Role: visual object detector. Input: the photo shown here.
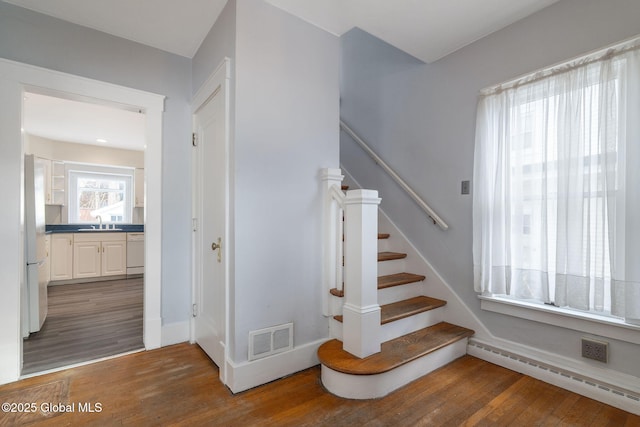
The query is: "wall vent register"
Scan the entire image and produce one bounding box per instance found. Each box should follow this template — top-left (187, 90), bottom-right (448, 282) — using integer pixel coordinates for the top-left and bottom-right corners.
top-left (248, 323), bottom-right (293, 361)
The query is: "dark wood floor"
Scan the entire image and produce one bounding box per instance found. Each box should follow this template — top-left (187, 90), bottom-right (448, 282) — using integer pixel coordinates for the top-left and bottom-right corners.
top-left (2, 343), bottom-right (638, 426)
top-left (22, 278), bottom-right (144, 374)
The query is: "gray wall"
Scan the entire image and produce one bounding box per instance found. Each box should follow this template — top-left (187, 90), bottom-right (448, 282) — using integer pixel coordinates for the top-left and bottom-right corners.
top-left (340, 0), bottom-right (640, 377)
top-left (192, 0), bottom-right (237, 94)
top-left (0, 2), bottom-right (193, 325)
top-left (231, 0), bottom-right (340, 362)
top-left (192, 0), bottom-right (340, 363)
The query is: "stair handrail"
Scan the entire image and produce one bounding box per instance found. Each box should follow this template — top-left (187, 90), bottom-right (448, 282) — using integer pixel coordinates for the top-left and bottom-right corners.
top-left (340, 120), bottom-right (449, 231)
top-left (321, 169), bottom-right (346, 318)
top-left (328, 184), bottom-right (345, 207)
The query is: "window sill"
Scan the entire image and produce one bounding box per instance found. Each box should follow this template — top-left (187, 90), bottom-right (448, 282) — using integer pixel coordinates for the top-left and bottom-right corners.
top-left (479, 295), bottom-right (640, 345)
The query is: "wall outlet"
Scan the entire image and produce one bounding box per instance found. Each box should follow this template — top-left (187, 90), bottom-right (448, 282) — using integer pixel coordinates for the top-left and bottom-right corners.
top-left (582, 338), bottom-right (608, 363)
top-left (461, 180), bottom-right (470, 195)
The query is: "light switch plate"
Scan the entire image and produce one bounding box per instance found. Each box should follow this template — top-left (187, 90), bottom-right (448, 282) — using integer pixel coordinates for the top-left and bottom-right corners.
top-left (461, 180), bottom-right (470, 195)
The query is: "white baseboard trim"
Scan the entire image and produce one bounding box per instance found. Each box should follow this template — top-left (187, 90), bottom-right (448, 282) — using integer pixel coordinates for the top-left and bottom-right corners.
top-left (161, 321), bottom-right (190, 347)
top-left (468, 338), bottom-right (640, 416)
top-left (225, 338), bottom-right (324, 394)
top-left (144, 316), bottom-right (162, 350)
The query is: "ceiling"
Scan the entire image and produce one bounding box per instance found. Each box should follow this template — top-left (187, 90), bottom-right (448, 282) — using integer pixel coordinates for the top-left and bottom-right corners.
top-left (23, 92), bottom-right (146, 151)
top-left (2, 0), bottom-right (229, 58)
top-left (8, 0), bottom-right (559, 149)
top-left (265, 0), bottom-right (560, 63)
top-left (4, 0), bottom-right (559, 63)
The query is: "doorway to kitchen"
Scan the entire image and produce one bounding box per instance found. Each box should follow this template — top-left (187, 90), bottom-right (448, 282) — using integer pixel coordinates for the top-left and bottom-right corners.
top-left (21, 90), bottom-right (147, 374)
top-left (0, 58), bottom-right (164, 383)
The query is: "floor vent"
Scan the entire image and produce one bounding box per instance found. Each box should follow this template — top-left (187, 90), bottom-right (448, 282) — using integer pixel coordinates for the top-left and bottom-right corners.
top-left (249, 323), bottom-right (293, 361)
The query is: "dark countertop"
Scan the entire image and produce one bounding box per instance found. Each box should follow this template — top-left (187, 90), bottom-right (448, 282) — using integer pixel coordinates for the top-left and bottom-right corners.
top-left (46, 224), bottom-right (144, 234)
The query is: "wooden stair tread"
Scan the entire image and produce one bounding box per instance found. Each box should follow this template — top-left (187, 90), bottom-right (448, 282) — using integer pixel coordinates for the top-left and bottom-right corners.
top-left (330, 273), bottom-right (425, 298)
top-left (378, 252), bottom-right (407, 262)
top-left (329, 288), bottom-right (344, 297)
top-left (333, 296), bottom-right (445, 324)
top-left (318, 322), bottom-right (474, 375)
top-left (378, 273), bottom-right (426, 289)
top-left (381, 296), bottom-right (446, 324)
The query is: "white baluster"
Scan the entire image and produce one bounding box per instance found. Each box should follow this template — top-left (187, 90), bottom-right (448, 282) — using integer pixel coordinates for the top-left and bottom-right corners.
top-left (321, 168), bottom-right (344, 317)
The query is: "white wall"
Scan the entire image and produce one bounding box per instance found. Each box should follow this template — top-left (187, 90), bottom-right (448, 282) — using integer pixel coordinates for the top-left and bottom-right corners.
top-left (0, 2), bottom-right (192, 328)
top-left (231, 0), bottom-right (340, 363)
top-left (340, 0), bottom-right (640, 378)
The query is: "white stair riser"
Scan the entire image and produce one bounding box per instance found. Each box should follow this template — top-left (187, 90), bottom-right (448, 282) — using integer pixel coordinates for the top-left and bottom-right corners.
top-left (321, 339), bottom-right (468, 399)
top-left (329, 317), bottom-right (343, 340)
top-left (377, 281), bottom-right (425, 305)
top-left (331, 308), bottom-right (444, 343)
top-left (380, 308), bottom-right (444, 343)
top-left (377, 238), bottom-right (391, 252)
top-left (331, 280), bottom-right (426, 308)
top-left (329, 294), bottom-right (344, 316)
top-left (377, 259), bottom-right (406, 276)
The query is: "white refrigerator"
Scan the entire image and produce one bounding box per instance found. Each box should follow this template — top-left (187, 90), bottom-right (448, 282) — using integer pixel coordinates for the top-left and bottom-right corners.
top-left (25, 154), bottom-right (48, 334)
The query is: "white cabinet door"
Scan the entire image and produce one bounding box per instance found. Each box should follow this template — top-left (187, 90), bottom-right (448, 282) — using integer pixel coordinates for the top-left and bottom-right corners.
top-left (134, 168), bottom-right (144, 207)
top-left (102, 240), bottom-right (127, 276)
top-left (37, 157), bottom-right (52, 205)
top-left (73, 241), bottom-right (101, 279)
top-left (50, 233), bottom-right (73, 280)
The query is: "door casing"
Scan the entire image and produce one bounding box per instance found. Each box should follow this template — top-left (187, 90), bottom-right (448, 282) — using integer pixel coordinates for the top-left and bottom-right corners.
top-left (0, 58), bottom-right (164, 383)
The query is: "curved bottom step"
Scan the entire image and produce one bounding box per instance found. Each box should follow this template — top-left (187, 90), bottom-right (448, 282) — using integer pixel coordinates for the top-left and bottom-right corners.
top-left (318, 322), bottom-right (474, 399)
top-left (321, 338), bottom-right (468, 399)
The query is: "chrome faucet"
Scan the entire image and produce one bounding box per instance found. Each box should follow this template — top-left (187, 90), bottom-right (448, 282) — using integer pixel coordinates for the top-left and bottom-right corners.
top-left (96, 215), bottom-right (103, 229)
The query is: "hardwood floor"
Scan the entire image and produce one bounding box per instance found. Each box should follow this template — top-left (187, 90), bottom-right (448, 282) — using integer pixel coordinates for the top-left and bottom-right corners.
top-left (22, 278), bottom-right (144, 375)
top-left (2, 343), bottom-right (638, 426)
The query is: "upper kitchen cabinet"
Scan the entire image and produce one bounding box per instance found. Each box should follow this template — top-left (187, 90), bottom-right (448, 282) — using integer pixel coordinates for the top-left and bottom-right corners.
top-left (134, 168), bottom-right (144, 208)
top-left (37, 157), bottom-right (65, 206)
top-left (36, 157), bottom-right (52, 204)
top-left (51, 160), bottom-right (65, 205)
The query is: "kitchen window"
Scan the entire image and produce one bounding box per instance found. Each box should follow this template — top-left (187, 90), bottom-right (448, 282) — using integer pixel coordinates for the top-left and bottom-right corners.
top-left (472, 36), bottom-right (640, 326)
top-left (68, 165), bottom-right (133, 224)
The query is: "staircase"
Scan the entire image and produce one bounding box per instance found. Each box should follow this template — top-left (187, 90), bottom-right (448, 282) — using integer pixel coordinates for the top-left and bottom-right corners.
top-left (318, 181), bottom-right (474, 399)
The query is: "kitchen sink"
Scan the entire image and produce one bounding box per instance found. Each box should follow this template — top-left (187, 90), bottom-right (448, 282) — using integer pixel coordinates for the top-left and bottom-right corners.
top-left (78, 228), bottom-right (123, 231)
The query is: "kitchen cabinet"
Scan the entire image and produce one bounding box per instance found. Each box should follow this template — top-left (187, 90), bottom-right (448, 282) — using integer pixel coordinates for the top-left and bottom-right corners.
top-left (37, 157), bottom-right (65, 205)
top-left (51, 161), bottom-right (65, 205)
top-left (101, 239), bottom-right (127, 276)
top-left (36, 157), bottom-right (52, 204)
top-left (134, 168), bottom-right (144, 208)
top-left (73, 233), bottom-right (127, 279)
top-left (73, 240), bottom-right (101, 279)
top-left (50, 233), bottom-right (73, 281)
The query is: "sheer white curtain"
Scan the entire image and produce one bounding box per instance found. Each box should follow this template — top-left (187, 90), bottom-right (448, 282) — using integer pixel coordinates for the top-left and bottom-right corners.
top-left (473, 38), bottom-right (640, 324)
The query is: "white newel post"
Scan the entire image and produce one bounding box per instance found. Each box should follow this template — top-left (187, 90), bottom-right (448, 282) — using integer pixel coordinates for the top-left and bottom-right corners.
top-left (343, 189), bottom-right (381, 358)
top-left (321, 168), bottom-right (344, 317)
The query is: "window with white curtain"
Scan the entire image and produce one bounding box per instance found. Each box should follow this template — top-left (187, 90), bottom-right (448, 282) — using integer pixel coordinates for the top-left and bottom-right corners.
top-left (473, 37), bottom-right (640, 325)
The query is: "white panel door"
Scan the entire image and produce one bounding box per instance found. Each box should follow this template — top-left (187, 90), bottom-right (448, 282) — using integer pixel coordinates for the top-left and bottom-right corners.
top-left (194, 80), bottom-right (227, 371)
